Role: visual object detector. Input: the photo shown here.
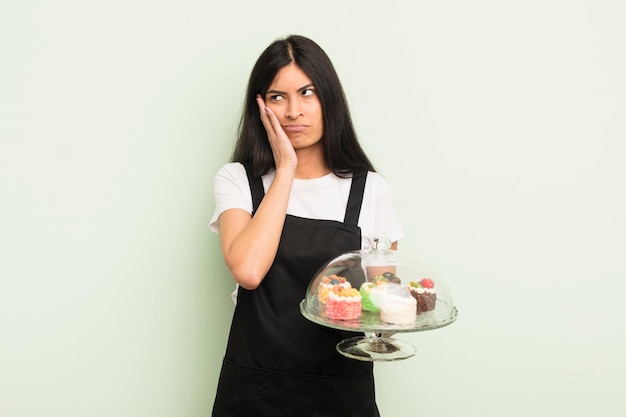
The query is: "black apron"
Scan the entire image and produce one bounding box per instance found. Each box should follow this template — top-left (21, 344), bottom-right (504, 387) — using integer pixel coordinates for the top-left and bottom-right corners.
top-left (212, 167), bottom-right (380, 417)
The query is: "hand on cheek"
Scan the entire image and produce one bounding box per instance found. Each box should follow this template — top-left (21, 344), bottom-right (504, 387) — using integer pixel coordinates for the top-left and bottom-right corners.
top-left (256, 95), bottom-right (297, 170)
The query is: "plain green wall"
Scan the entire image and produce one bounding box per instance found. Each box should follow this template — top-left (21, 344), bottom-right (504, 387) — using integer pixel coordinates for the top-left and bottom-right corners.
top-left (1, 1), bottom-right (625, 416)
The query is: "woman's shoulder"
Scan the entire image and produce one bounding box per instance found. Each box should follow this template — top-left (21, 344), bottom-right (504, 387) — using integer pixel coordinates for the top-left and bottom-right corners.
top-left (214, 162), bottom-right (252, 184)
top-left (215, 162), bottom-right (276, 190)
top-left (366, 171), bottom-right (387, 181)
top-left (216, 162), bottom-right (245, 177)
top-left (323, 171), bottom-right (393, 193)
top-left (213, 162), bottom-right (248, 194)
top-left (362, 171), bottom-right (397, 202)
top-left (366, 171), bottom-right (393, 189)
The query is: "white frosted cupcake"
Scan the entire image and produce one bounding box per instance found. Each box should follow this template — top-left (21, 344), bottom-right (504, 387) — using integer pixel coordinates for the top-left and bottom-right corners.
top-left (379, 288), bottom-right (417, 325)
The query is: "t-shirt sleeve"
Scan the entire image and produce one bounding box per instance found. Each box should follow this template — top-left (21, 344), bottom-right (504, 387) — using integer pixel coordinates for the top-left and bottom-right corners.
top-left (209, 163), bottom-right (252, 233)
top-left (365, 173), bottom-right (405, 245)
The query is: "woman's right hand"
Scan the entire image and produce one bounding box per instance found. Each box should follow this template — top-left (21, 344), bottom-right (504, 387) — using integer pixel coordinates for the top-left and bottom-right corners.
top-left (216, 96), bottom-right (298, 290)
top-left (256, 95), bottom-right (297, 172)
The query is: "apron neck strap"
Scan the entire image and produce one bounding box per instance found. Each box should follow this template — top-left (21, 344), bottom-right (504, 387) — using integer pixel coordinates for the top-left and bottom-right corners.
top-left (244, 164), bottom-right (265, 215)
top-left (344, 173), bottom-right (367, 226)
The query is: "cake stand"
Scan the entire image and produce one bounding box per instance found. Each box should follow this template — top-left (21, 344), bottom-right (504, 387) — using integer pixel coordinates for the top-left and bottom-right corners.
top-left (299, 245), bottom-right (458, 361)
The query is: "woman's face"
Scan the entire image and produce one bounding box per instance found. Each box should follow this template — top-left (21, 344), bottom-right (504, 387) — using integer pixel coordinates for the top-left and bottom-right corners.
top-left (265, 63), bottom-right (324, 151)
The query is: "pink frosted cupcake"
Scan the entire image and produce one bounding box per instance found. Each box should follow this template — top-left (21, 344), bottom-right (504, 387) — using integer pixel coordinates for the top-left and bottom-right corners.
top-left (326, 285), bottom-right (362, 320)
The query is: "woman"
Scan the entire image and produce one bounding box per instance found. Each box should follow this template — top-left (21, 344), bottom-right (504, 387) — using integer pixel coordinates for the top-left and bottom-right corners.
top-left (209, 35), bottom-right (404, 416)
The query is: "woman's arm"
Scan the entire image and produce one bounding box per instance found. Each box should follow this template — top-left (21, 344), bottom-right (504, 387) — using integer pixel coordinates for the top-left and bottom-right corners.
top-left (217, 167), bottom-right (293, 290)
top-left (217, 97), bottom-right (297, 290)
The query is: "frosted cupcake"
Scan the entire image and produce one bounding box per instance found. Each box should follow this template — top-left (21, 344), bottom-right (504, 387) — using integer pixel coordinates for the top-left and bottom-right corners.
top-left (379, 287), bottom-right (417, 325)
top-left (408, 278), bottom-right (437, 314)
top-left (360, 274), bottom-right (395, 312)
top-left (317, 275), bottom-right (350, 304)
top-left (326, 285), bottom-right (362, 320)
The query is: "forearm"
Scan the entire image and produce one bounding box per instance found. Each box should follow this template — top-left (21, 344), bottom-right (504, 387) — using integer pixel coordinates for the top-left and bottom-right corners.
top-left (219, 167), bottom-right (295, 289)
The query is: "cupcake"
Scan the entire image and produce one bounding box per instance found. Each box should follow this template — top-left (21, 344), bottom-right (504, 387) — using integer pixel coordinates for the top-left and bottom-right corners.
top-left (317, 275), bottom-right (350, 304)
top-left (379, 287), bottom-right (417, 325)
top-left (360, 274), bottom-right (394, 312)
top-left (326, 285), bottom-right (362, 320)
top-left (408, 278), bottom-right (437, 314)
top-left (359, 282), bottom-right (379, 312)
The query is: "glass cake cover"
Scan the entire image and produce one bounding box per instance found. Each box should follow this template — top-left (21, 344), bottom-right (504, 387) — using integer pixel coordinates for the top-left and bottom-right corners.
top-left (300, 241), bottom-right (458, 361)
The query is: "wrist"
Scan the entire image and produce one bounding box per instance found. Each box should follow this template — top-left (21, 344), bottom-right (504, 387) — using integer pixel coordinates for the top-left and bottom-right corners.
top-left (274, 164), bottom-right (297, 180)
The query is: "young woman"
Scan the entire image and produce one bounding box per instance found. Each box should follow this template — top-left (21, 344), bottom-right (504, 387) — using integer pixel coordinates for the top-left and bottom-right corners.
top-left (209, 35), bottom-right (404, 416)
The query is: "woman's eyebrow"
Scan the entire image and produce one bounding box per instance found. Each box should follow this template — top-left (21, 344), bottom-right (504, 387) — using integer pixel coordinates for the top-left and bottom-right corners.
top-left (266, 83), bottom-right (315, 96)
top-left (297, 83), bottom-right (315, 92)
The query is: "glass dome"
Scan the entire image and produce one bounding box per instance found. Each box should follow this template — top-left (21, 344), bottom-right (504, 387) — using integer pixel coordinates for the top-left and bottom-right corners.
top-left (299, 243), bottom-right (458, 361)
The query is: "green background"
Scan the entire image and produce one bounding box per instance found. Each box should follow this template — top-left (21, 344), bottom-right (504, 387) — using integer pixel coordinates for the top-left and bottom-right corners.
top-left (2, 1), bottom-right (625, 416)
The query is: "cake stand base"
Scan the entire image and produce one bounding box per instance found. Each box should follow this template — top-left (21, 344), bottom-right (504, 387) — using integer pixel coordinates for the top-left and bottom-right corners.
top-left (336, 336), bottom-right (416, 362)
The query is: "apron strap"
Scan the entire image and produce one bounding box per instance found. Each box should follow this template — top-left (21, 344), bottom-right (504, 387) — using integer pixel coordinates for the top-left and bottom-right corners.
top-left (344, 173), bottom-right (367, 226)
top-left (244, 164), bottom-right (265, 215)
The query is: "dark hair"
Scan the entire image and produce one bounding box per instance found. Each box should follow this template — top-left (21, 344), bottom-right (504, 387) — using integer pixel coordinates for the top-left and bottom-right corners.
top-left (230, 35), bottom-right (375, 177)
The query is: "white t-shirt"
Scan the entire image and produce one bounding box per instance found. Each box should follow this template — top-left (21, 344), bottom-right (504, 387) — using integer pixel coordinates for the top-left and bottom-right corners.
top-left (210, 163), bottom-right (405, 303)
top-left (209, 162), bottom-right (404, 248)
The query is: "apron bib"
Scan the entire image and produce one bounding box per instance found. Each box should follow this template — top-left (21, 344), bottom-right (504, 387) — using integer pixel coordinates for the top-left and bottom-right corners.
top-left (212, 167), bottom-right (379, 417)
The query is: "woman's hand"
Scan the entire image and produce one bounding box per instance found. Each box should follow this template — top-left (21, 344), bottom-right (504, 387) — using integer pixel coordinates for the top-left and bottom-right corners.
top-left (217, 96), bottom-right (298, 290)
top-left (256, 95), bottom-right (297, 172)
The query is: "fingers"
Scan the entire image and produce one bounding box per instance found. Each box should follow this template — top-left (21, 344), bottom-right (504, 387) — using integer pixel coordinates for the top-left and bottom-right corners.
top-left (255, 94), bottom-right (297, 170)
top-left (256, 95), bottom-right (272, 132)
top-left (264, 106), bottom-right (283, 135)
top-left (256, 94), bottom-right (283, 142)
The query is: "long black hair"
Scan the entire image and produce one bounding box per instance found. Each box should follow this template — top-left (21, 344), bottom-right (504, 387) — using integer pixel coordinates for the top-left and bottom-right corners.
top-left (230, 35), bottom-right (375, 177)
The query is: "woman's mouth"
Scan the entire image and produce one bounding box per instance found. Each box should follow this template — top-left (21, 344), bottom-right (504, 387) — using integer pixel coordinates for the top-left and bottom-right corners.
top-left (282, 124), bottom-right (308, 133)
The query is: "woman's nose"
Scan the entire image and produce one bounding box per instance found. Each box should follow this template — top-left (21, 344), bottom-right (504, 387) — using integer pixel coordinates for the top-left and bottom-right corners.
top-left (286, 100), bottom-right (303, 119)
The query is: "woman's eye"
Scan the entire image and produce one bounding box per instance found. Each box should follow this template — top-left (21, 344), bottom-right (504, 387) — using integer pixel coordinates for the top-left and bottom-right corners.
top-left (302, 88), bottom-right (315, 97)
top-left (269, 94), bottom-right (284, 102)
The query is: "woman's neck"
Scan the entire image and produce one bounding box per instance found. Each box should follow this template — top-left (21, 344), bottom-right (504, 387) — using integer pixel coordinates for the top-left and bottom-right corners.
top-left (294, 147), bottom-right (330, 179)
